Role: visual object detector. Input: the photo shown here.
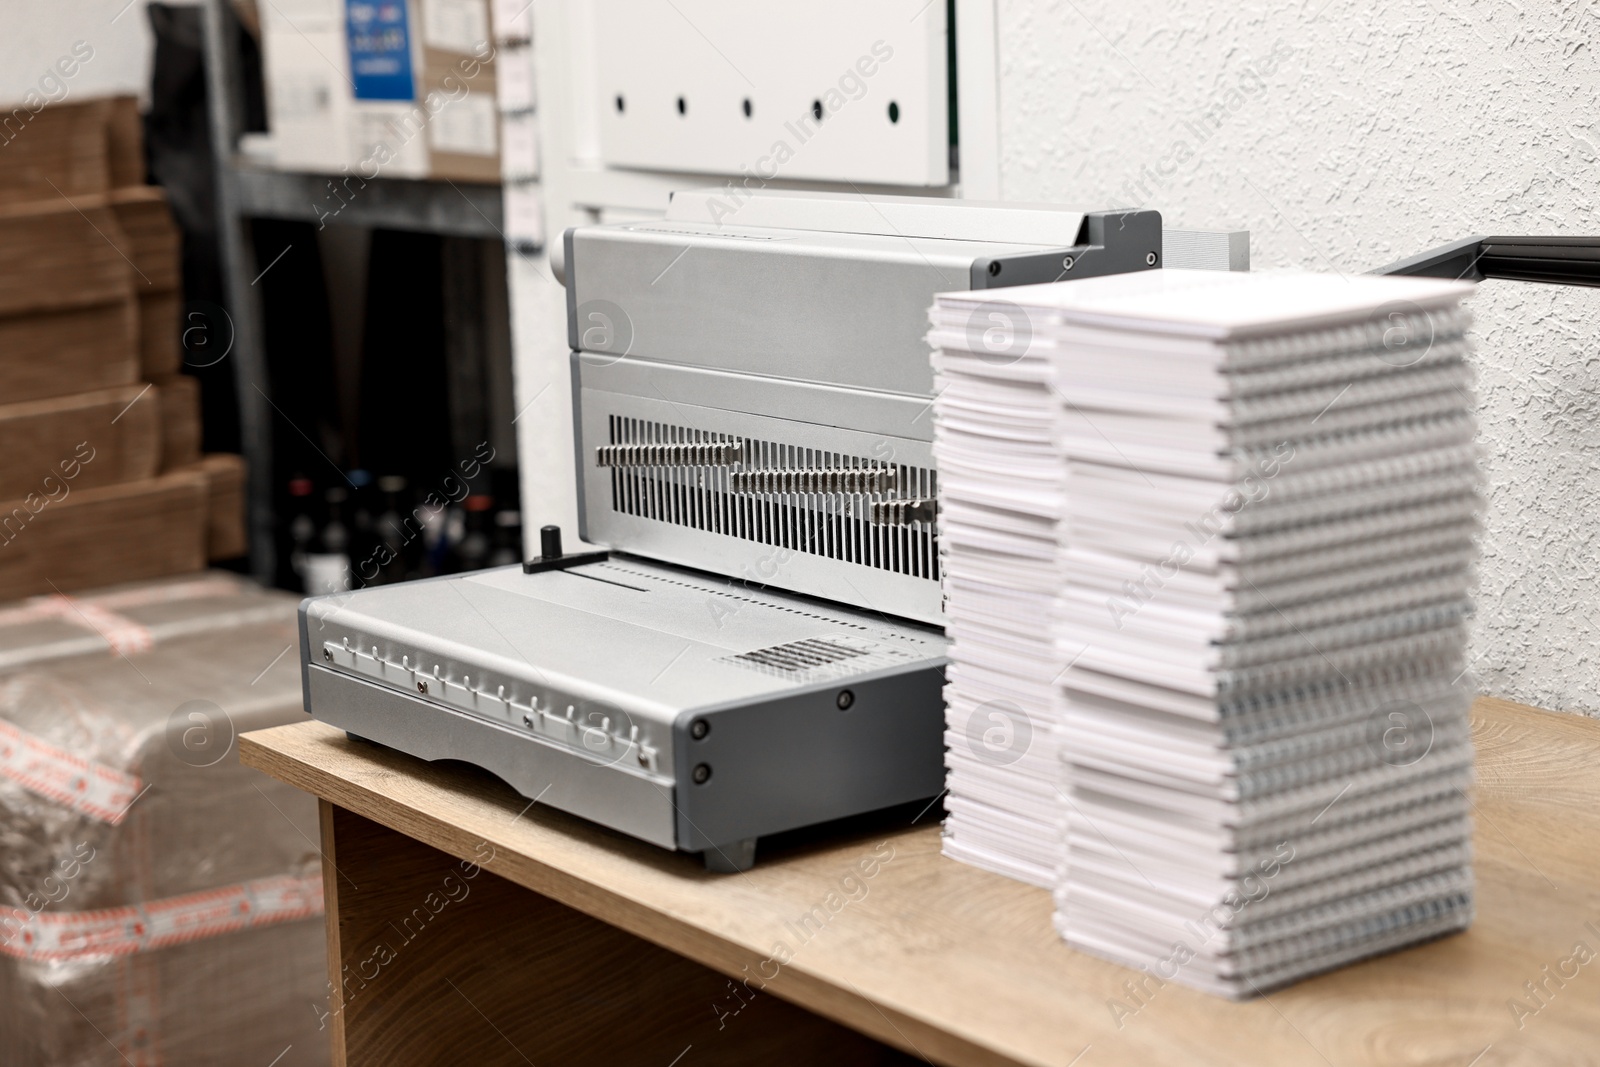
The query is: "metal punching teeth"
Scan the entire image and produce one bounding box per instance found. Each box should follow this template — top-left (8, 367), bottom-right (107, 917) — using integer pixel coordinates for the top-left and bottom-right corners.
top-left (728, 467), bottom-right (897, 494)
top-left (596, 441), bottom-right (743, 468)
top-left (870, 499), bottom-right (937, 525)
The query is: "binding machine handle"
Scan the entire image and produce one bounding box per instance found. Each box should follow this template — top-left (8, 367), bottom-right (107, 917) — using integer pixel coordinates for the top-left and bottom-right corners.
top-left (1373, 235), bottom-right (1600, 288)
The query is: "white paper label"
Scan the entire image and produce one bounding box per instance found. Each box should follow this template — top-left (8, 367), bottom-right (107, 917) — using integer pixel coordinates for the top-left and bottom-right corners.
top-left (430, 94), bottom-right (498, 156)
top-left (499, 111), bottom-right (539, 178)
top-left (422, 0), bottom-right (490, 53)
top-left (265, 0), bottom-right (341, 32)
top-left (349, 106), bottom-right (431, 178)
top-left (504, 181), bottom-right (544, 247)
top-left (490, 0), bottom-right (531, 40)
top-left (496, 43), bottom-right (535, 111)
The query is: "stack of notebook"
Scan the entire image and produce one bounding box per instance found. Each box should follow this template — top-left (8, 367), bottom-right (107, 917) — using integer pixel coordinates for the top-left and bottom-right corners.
top-left (933, 268), bottom-right (1482, 995)
top-left (926, 298), bottom-right (1071, 887)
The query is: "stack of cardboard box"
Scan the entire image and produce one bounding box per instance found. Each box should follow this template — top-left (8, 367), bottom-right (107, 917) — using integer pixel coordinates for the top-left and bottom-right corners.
top-left (0, 96), bottom-right (247, 601)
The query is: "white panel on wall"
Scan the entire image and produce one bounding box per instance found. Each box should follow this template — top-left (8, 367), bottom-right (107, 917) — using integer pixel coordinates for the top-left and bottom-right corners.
top-left (513, 0), bottom-right (999, 547)
top-left (591, 0), bottom-right (948, 186)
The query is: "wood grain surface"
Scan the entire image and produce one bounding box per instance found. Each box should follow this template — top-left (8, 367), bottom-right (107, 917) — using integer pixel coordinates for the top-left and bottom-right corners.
top-left (320, 800), bottom-right (917, 1066)
top-left (241, 697), bottom-right (1600, 1067)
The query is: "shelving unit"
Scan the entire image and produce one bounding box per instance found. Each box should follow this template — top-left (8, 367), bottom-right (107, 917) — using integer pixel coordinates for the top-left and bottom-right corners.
top-left (230, 165), bottom-right (503, 237)
top-left (199, 0), bottom-right (508, 583)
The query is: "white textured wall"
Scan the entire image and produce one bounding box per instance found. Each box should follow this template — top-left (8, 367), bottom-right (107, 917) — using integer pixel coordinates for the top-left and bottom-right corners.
top-left (996, 0), bottom-right (1600, 714)
top-left (0, 0), bottom-right (164, 108)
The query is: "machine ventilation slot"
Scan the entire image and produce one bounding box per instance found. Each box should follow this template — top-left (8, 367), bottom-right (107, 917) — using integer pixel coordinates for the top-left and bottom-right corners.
top-left (605, 416), bottom-right (939, 581)
top-left (719, 635), bottom-right (917, 681)
top-left (732, 638), bottom-right (866, 672)
top-left (872, 499), bottom-right (937, 526)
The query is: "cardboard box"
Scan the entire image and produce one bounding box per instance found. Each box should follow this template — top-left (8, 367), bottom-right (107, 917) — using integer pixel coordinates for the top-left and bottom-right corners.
top-left (0, 386), bottom-right (160, 500)
top-left (193, 453), bottom-right (247, 561)
top-left (0, 198), bottom-right (132, 317)
top-left (137, 290), bottom-right (182, 378)
top-left (0, 469), bottom-right (208, 600)
top-left (0, 97), bottom-right (111, 206)
top-left (109, 186), bottom-right (181, 293)
top-left (0, 299), bottom-right (139, 404)
top-left (105, 94), bottom-right (144, 188)
top-left (150, 374), bottom-right (202, 472)
top-left (418, 45), bottom-right (499, 181)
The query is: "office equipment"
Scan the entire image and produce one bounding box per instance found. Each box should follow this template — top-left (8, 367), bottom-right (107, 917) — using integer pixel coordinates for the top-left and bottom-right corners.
top-left (242, 696), bottom-right (1600, 1066)
top-left (1374, 234), bottom-right (1600, 287)
top-left (301, 191), bottom-right (1243, 869)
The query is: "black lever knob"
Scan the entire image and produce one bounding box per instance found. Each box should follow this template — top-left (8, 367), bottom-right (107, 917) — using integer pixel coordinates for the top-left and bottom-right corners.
top-left (540, 525), bottom-right (563, 560)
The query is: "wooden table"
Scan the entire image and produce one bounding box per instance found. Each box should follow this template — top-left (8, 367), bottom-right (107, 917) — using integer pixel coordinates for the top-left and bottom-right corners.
top-left (241, 697), bottom-right (1600, 1066)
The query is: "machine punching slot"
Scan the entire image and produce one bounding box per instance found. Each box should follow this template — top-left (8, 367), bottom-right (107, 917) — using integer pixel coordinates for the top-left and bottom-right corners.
top-left (595, 440), bottom-right (744, 468)
top-left (603, 415), bottom-right (940, 582)
top-left (727, 468), bottom-right (898, 495)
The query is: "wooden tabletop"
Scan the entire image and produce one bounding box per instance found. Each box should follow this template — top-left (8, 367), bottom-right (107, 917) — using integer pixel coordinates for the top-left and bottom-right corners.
top-left (241, 697), bottom-right (1600, 1066)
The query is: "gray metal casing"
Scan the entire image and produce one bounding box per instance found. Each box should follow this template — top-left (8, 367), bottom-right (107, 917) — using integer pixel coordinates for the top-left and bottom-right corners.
top-left (567, 191), bottom-right (1166, 623)
top-left (299, 560), bottom-right (947, 860)
top-left (565, 193), bottom-right (1163, 396)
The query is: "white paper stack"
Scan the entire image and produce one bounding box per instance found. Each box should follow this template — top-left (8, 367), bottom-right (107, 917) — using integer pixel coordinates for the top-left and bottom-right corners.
top-left (937, 268), bottom-right (1482, 995)
top-left (1068, 269), bottom-right (1477, 996)
top-left (926, 298), bottom-right (1072, 886)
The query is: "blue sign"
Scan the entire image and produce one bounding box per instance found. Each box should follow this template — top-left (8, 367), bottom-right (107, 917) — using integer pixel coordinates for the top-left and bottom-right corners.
top-left (346, 0), bottom-right (415, 101)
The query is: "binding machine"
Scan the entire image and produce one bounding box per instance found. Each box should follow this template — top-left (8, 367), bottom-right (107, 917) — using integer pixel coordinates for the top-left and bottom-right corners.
top-left (298, 190), bottom-right (1246, 869)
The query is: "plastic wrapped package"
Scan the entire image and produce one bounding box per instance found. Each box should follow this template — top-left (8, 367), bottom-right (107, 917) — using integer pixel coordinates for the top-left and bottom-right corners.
top-left (0, 918), bottom-right (328, 1067)
top-left (0, 574), bottom-right (331, 1066)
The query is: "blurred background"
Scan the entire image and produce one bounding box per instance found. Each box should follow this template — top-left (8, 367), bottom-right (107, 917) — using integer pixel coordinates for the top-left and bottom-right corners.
top-left (0, 0), bottom-right (1594, 1062)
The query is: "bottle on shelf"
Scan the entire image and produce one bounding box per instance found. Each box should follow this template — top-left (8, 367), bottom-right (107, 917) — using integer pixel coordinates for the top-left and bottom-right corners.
top-left (489, 508), bottom-right (523, 567)
top-left (420, 501), bottom-right (450, 577)
top-left (286, 475), bottom-right (316, 591)
top-left (457, 494), bottom-right (494, 572)
top-left (346, 469), bottom-right (378, 585)
top-left (375, 474), bottom-right (416, 583)
top-left (303, 486), bottom-right (353, 594)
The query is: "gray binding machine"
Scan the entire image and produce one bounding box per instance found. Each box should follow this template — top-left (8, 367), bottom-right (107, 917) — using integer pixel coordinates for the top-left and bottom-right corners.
top-left (297, 189), bottom-right (1246, 870)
